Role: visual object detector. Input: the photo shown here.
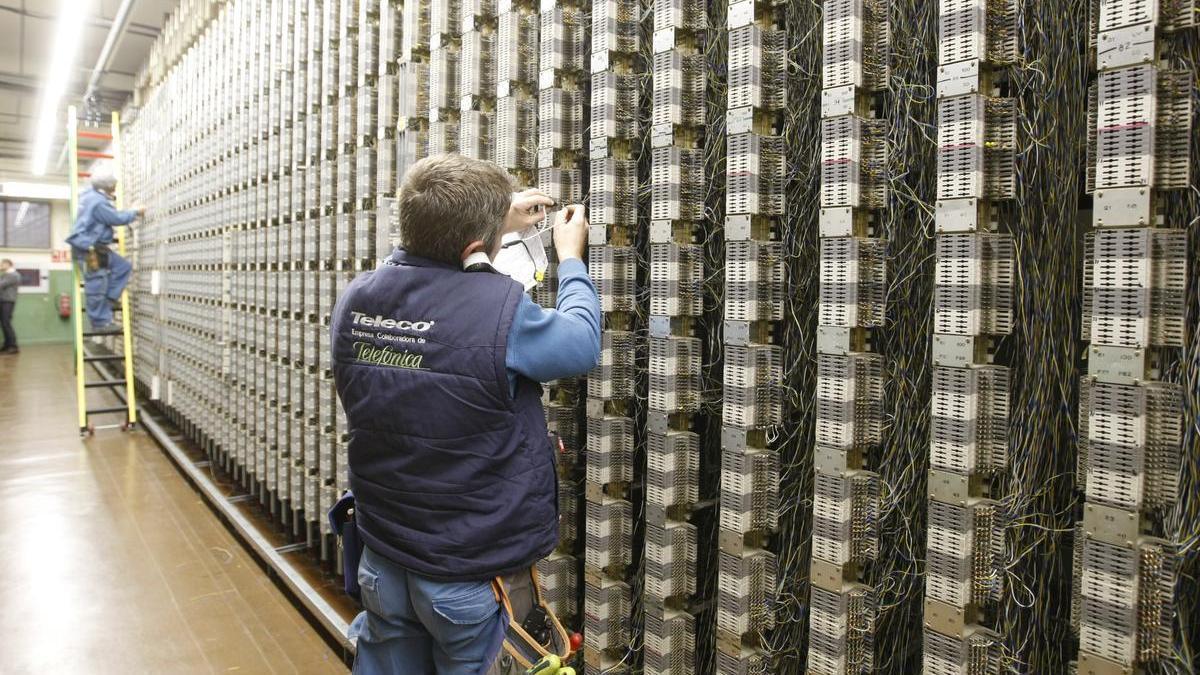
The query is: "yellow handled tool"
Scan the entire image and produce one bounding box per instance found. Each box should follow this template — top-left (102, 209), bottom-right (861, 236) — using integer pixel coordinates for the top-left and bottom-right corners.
top-left (525, 655), bottom-right (561, 675)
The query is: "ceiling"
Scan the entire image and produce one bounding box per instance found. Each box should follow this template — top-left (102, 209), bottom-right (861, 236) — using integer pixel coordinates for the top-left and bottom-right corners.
top-left (0, 0), bottom-right (179, 181)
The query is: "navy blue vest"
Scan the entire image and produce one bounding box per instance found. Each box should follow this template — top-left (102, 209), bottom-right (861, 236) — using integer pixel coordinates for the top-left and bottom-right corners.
top-left (331, 249), bottom-right (558, 581)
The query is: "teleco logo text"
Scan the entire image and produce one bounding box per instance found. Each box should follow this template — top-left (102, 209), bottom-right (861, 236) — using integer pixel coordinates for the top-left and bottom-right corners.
top-left (350, 311), bottom-right (436, 332)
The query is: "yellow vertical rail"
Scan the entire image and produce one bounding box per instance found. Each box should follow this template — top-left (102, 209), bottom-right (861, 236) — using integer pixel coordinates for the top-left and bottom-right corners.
top-left (69, 107), bottom-right (87, 433)
top-left (111, 111), bottom-right (137, 426)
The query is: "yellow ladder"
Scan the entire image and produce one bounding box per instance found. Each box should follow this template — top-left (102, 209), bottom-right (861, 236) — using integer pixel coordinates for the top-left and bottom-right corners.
top-left (69, 107), bottom-right (137, 435)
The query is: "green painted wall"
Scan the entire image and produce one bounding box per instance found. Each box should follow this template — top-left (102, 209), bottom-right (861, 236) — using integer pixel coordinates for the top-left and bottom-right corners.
top-left (9, 270), bottom-right (75, 345)
top-left (1, 198), bottom-right (74, 345)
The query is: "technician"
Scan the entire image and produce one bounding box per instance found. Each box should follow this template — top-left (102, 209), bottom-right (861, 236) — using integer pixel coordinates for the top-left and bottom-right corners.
top-left (0, 258), bottom-right (19, 354)
top-left (65, 174), bottom-right (144, 332)
top-left (331, 153), bottom-right (601, 674)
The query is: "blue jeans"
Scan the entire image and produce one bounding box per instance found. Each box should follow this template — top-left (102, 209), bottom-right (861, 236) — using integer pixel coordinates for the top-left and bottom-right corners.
top-left (74, 248), bottom-right (131, 328)
top-left (350, 546), bottom-right (508, 675)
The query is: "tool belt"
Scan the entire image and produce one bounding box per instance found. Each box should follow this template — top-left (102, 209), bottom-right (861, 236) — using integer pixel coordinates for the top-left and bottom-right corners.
top-left (85, 245), bottom-right (112, 273)
top-left (491, 567), bottom-right (572, 673)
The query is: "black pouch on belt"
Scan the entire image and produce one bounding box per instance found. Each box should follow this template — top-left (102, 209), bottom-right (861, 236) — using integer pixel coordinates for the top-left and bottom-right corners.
top-left (491, 567), bottom-right (572, 672)
top-left (328, 490), bottom-right (363, 600)
top-left (86, 245), bottom-right (112, 273)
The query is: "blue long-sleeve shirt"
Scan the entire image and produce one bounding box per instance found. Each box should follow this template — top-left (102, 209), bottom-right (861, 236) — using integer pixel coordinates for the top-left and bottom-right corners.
top-left (65, 188), bottom-right (138, 251)
top-left (504, 257), bottom-right (601, 392)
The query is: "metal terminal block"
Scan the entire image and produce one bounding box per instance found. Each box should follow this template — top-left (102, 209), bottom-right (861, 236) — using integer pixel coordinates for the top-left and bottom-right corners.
top-left (648, 430), bottom-right (700, 508)
top-left (590, 246), bottom-right (637, 315)
top-left (1093, 65), bottom-right (1155, 201)
top-left (1097, 0), bottom-right (1159, 33)
top-left (1078, 379), bottom-right (1182, 512)
top-left (584, 496), bottom-right (633, 570)
top-left (926, 498), bottom-right (1004, 609)
top-left (650, 242), bottom-right (704, 317)
top-left (645, 604), bottom-right (697, 675)
top-left (819, 237), bottom-right (888, 329)
top-left (654, 0), bottom-right (706, 32)
top-left (822, 0), bottom-right (889, 93)
top-left (537, 552), bottom-right (580, 620)
top-left (808, 584), bottom-right (877, 675)
top-left (584, 577), bottom-right (632, 653)
top-left (651, 146), bottom-right (706, 221)
top-left (652, 50), bottom-right (706, 128)
top-left (923, 625), bottom-right (1003, 675)
top-left (727, 132), bottom-right (785, 216)
top-left (458, 110), bottom-right (494, 160)
top-left (536, 166), bottom-right (582, 204)
top-left (816, 352), bottom-right (884, 450)
top-left (930, 365), bottom-right (1010, 475)
top-left (429, 43), bottom-right (461, 112)
top-left (934, 233), bottom-right (1014, 337)
top-left (459, 30), bottom-right (496, 100)
top-left (592, 0), bottom-right (640, 57)
top-left (1083, 228), bottom-right (1186, 349)
top-left (496, 8), bottom-right (540, 87)
top-left (821, 115), bottom-right (862, 209)
top-left (591, 72), bottom-right (640, 140)
top-left (812, 469), bottom-right (880, 567)
top-left (589, 158), bottom-right (638, 227)
top-left (645, 519), bottom-right (698, 600)
top-left (728, 24), bottom-right (786, 111)
top-left (538, 87), bottom-right (584, 151)
top-left (937, 95), bottom-right (983, 201)
top-left (649, 335), bottom-right (702, 414)
top-left (539, 5), bottom-right (586, 74)
top-left (725, 240), bottom-right (785, 322)
top-left (586, 414), bottom-right (634, 485)
top-left (1075, 536), bottom-right (1177, 667)
top-left (716, 548), bottom-right (777, 638)
top-left (495, 95), bottom-right (538, 170)
top-left (723, 344), bottom-right (783, 428)
top-left (719, 446), bottom-right (779, 535)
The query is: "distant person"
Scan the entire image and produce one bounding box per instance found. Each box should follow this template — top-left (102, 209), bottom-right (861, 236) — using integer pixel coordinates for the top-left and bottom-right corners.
top-left (0, 258), bottom-right (18, 354)
top-left (330, 154), bottom-right (600, 673)
top-left (65, 174), bottom-right (144, 333)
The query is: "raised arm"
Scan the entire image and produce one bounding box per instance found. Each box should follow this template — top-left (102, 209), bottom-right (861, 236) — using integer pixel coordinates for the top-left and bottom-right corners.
top-left (505, 258), bottom-right (601, 383)
top-left (505, 205), bottom-right (601, 382)
top-left (91, 198), bottom-right (139, 227)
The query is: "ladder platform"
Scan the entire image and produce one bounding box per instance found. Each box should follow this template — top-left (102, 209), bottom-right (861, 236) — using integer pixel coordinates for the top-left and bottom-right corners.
top-left (84, 379), bottom-right (127, 389)
top-left (83, 354), bottom-right (125, 362)
top-left (86, 406), bottom-right (130, 416)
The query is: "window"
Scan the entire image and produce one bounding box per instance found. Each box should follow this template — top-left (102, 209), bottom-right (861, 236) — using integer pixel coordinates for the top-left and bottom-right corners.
top-left (0, 199), bottom-right (53, 249)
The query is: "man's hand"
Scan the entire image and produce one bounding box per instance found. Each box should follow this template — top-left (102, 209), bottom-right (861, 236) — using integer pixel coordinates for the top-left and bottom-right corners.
top-left (505, 189), bottom-right (554, 235)
top-left (552, 204), bottom-right (588, 261)
top-left (132, 205), bottom-right (147, 217)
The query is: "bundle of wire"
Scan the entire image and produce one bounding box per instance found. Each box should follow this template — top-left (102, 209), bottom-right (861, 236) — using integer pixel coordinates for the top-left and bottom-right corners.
top-left (761, 0), bottom-right (824, 670)
top-left (994, 1), bottom-right (1090, 671)
top-left (862, 0), bottom-right (939, 670)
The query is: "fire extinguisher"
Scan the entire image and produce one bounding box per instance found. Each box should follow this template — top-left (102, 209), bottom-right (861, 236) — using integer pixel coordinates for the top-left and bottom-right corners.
top-left (58, 293), bottom-right (71, 319)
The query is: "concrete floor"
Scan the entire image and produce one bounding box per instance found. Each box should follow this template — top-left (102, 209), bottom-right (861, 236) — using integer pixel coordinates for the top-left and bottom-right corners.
top-left (0, 344), bottom-right (347, 674)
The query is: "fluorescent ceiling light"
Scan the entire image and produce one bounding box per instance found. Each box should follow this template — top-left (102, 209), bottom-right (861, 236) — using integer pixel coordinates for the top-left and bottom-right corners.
top-left (0, 181), bottom-right (70, 201)
top-left (30, 0), bottom-right (94, 176)
top-left (13, 202), bottom-right (31, 229)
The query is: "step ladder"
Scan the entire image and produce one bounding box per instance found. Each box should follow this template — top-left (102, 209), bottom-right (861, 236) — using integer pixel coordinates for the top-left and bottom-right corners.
top-left (69, 106), bottom-right (137, 436)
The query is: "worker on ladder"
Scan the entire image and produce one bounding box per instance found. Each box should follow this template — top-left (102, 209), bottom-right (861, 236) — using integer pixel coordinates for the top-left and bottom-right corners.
top-left (330, 154), bottom-right (598, 673)
top-left (65, 174), bottom-right (143, 333)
